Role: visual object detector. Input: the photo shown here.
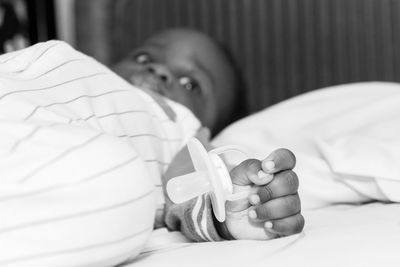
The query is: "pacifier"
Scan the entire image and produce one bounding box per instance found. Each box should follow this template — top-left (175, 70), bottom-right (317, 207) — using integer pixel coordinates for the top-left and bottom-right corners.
top-left (166, 138), bottom-right (250, 222)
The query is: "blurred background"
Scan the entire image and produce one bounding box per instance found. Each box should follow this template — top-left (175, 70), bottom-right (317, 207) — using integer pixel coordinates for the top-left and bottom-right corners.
top-left (1, 0), bottom-right (400, 116)
top-left (0, 0), bottom-right (59, 53)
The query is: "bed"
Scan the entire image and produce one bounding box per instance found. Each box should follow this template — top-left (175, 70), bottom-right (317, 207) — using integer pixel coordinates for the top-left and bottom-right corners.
top-left (72, 0), bottom-right (400, 266)
top-left (122, 81), bottom-right (400, 267)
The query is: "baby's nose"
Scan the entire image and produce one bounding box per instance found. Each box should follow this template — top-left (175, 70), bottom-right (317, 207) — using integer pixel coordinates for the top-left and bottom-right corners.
top-left (146, 64), bottom-right (172, 84)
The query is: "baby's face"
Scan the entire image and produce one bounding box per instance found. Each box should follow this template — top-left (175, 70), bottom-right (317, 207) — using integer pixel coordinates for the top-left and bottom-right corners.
top-left (113, 29), bottom-right (235, 131)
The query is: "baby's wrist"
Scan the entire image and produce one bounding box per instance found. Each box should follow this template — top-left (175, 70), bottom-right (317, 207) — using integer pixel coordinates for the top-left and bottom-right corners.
top-left (213, 215), bottom-right (235, 240)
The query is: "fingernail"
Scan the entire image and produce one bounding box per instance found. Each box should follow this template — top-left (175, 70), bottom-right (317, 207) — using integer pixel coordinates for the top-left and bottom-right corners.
top-left (257, 170), bottom-right (268, 179)
top-left (249, 194), bottom-right (260, 205)
top-left (258, 170), bottom-right (273, 183)
top-left (263, 160), bottom-right (275, 172)
top-left (264, 221), bottom-right (278, 234)
top-left (248, 209), bottom-right (257, 219)
top-left (264, 221), bottom-right (273, 229)
top-left (250, 173), bottom-right (260, 182)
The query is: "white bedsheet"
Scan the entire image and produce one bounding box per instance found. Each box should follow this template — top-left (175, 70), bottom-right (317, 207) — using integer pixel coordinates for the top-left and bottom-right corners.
top-left (129, 82), bottom-right (400, 266)
top-left (131, 203), bottom-right (400, 267)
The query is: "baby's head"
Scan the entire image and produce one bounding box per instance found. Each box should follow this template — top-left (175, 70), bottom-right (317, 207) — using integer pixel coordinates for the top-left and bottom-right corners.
top-left (113, 28), bottom-right (238, 133)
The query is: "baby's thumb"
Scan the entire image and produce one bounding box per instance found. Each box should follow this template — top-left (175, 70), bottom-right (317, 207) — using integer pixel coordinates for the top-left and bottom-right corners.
top-left (230, 159), bottom-right (272, 186)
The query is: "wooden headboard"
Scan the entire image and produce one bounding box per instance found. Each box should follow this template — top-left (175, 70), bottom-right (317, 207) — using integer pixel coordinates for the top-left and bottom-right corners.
top-left (75, 0), bottom-right (400, 115)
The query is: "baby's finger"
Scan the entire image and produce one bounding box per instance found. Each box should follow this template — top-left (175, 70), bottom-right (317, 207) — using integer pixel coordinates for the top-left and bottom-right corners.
top-left (262, 148), bottom-right (296, 173)
top-left (249, 194), bottom-right (301, 221)
top-left (264, 213), bottom-right (305, 236)
top-left (230, 159), bottom-right (273, 186)
top-left (256, 170), bottom-right (299, 203)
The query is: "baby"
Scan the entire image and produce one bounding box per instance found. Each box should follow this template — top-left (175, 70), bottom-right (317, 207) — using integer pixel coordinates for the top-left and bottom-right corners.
top-left (113, 28), bottom-right (240, 135)
top-left (113, 28), bottom-right (303, 241)
top-left (0, 31), bottom-right (302, 266)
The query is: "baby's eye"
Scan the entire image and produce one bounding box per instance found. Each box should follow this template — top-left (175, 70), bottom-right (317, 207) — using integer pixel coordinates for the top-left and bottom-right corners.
top-left (179, 77), bottom-right (201, 93)
top-left (135, 53), bottom-right (152, 64)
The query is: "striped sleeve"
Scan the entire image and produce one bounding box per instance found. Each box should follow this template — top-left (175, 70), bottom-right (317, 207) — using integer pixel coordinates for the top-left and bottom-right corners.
top-left (164, 194), bottom-right (225, 242)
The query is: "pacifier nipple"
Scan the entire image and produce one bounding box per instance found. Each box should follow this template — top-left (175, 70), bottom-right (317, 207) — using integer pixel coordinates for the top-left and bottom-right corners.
top-left (166, 138), bottom-right (250, 222)
top-left (166, 171), bottom-right (211, 204)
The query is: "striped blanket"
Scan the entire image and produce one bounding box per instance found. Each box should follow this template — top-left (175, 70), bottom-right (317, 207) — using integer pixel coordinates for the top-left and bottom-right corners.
top-left (0, 41), bottom-right (200, 267)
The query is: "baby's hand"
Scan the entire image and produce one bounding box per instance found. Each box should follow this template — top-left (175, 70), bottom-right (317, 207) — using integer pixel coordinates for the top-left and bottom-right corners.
top-left (220, 149), bottom-right (304, 240)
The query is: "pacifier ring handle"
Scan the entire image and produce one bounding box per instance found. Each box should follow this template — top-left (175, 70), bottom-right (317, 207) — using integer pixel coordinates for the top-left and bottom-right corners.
top-left (209, 145), bottom-right (250, 157)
